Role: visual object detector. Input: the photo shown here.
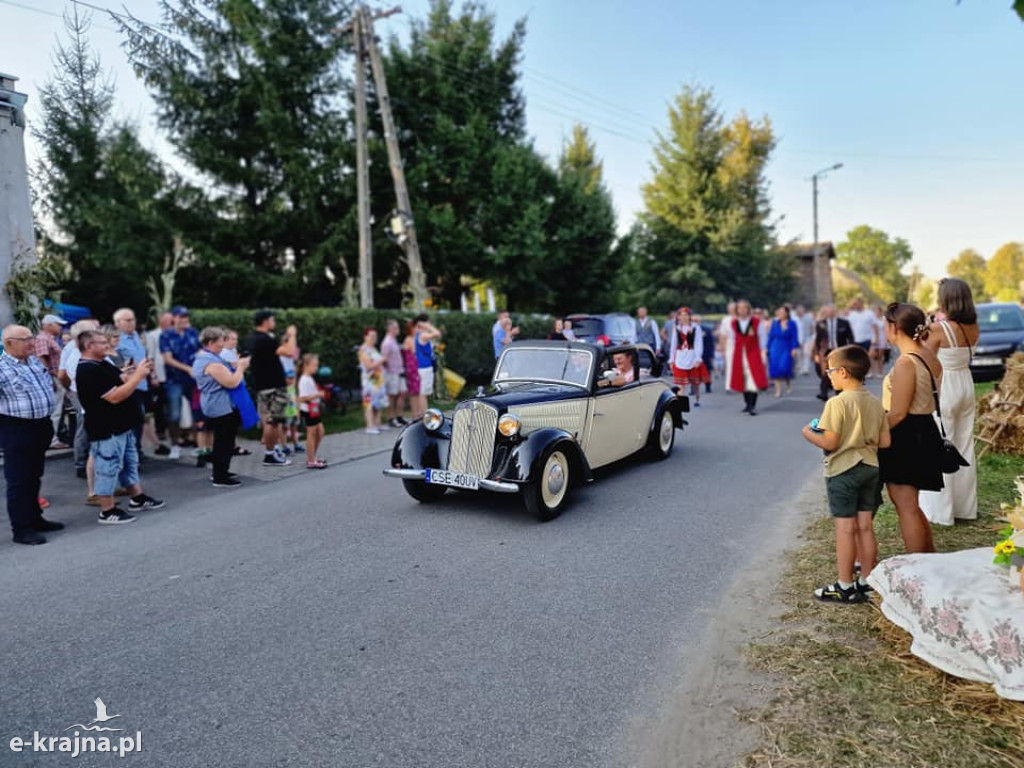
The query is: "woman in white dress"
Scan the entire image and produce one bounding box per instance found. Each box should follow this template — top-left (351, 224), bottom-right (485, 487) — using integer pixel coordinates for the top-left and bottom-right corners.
top-left (920, 278), bottom-right (979, 525)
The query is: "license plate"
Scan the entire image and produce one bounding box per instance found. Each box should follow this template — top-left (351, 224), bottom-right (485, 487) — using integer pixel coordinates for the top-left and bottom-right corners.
top-left (973, 357), bottom-right (1003, 367)
top-left (425, 469), bottom-right (480, 490)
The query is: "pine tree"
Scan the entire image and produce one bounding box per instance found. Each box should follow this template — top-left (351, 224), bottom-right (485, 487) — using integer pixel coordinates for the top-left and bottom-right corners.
top-left (625, 85), bottom-right (789, 311)
top-left (35, 8), bottom-right (179, 318)
top-left (546, 124), bottom-right (617, 312)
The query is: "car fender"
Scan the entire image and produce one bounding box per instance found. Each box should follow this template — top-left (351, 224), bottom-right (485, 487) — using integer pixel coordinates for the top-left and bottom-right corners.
top-left (501, 428), bottom-right (592, 485)
top-left (651, 390), bottom-right (689, 433)
top-left (388, 418), bottom-right (452, 471)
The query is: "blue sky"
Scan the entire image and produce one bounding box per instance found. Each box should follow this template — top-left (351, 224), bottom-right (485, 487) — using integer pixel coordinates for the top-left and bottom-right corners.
top-left (4, 0), bottom-right (1022, 277)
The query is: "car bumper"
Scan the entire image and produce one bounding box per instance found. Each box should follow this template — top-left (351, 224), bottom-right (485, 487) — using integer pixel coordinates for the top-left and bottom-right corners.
top-left (382, 468), bottom-right (521, 493)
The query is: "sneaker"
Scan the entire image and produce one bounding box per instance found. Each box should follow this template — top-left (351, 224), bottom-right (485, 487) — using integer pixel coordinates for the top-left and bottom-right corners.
top-left (279, 445), bottom-right (293, 456)
top-left (128, 494), bottom-right (165, 511)
top-left (212, 477), bottom-right (242, 488)
top-left (857, 580), bottom-right (875, 595)
top-left (365, 428), bottom-right (381, 435)
top-left (154, 444), bottom-right (171, 456)
top-left (293, 443), bottom-right (305, 453)
top-left (38, 496), bottom-right (50, 509)
top-left (397, 416), bottom-right (411, 426)
top-left (33, 517), bottom-right (65, 532)
top-left (388, 418), bottom-right (402, 428)
top-left (196, 451), bottom-right (210, 468)
top-left (263, 453), bottom-right (291, 466)
top-left (168, 446), bottom-right (181, 460)
top-left (98, 507), bottom-right (136, 525)
top-left (814, 581), bottom-right (866, 604)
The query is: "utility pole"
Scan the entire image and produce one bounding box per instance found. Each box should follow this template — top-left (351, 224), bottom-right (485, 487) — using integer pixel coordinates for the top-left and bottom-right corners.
top-left (338, 6), bottom-right (428, 309)
top-left (360, 5), bottom-right (428, 309)
top-left (810, 162), bottom-right (843, 246)
top-left (353, 12), bottom-right (373, 308)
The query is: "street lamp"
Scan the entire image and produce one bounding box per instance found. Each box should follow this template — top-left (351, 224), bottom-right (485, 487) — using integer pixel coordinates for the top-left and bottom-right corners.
top-left (809, 162), bottom-right (843, 246)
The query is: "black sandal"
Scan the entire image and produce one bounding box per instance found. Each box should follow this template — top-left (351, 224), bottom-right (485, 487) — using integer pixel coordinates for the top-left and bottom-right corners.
top-left (232, 446), bottom-right (252, 456)
top-left (814, 581), bottom-right (866, 604)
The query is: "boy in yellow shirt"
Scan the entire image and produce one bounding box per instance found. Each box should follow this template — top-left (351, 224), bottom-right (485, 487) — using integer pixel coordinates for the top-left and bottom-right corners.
top-left (802, 345), bottom-right (891, 603)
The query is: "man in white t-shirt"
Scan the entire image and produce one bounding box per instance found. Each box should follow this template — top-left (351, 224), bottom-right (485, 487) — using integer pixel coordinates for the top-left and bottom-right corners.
top-left (847, 298), bottom-right (877, 353)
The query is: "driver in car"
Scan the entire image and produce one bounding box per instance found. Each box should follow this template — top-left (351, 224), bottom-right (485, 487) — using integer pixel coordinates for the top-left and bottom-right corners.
top-left (599, 352), bottom-right (635, 387)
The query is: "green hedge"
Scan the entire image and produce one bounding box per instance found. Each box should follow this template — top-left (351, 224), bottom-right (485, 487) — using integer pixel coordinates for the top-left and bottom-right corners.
top-left (191, 308), bottom-right (553, 389)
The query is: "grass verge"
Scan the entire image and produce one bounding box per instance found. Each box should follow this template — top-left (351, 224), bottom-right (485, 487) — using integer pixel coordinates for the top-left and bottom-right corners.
top-left (742, 452), bottom-right (1024, 768)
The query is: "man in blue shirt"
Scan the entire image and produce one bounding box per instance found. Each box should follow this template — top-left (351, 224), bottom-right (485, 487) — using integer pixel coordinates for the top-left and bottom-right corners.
top-left (116, 307), bottom-right (166, 462)
top-left (159, 306), bottom-right (200, 459)
top-left (0, 325), bottom-right (64, 544)
top-left (492, 310), bottom-right (519, 359)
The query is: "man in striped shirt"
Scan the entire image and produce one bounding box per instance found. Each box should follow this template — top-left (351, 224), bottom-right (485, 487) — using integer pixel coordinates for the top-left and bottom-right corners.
top-left (0, 325), bottom-right (64, 544)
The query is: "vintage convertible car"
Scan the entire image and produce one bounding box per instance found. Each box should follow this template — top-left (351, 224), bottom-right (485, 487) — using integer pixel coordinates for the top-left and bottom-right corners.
top-left (382, 341), bottom-right (689, 521)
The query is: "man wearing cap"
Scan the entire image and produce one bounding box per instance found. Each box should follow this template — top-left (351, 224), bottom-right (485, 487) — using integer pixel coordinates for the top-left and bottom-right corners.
top-left (159, 306), bottom-right (201, 460)
top-left (35, 313), bottom-right (67, 447)
top-left (0, 324), bottom-right (65, 544)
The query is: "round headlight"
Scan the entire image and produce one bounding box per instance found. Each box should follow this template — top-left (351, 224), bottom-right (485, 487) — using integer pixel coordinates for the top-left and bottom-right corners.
top-left (498, 413), bottom-right (522, 437)
top-left (422, 408), bottom-right (444, 432)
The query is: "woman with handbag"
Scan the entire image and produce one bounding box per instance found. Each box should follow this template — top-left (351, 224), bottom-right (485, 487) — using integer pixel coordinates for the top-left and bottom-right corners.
top-left (193, 327), bottom-right (250, 488)
top-left (298, 353), bottom-right (326, 469)
top-left (920, 278), bottom-right (980, 525)
top-left (879, 303), bottom-right (944, 553)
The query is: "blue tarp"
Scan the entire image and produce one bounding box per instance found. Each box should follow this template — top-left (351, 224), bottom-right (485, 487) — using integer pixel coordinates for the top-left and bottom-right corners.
top-left (42, 300), bottom-right (91, 325)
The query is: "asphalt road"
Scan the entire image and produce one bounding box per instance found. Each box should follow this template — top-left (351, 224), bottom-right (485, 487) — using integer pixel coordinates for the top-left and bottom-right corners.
top-left (1, 376), bottom-right (828, 768)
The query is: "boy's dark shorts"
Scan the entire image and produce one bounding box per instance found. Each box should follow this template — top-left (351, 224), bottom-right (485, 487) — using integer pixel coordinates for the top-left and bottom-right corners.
top-left (826, 462), bottom-right (882, 518)
top-left (301, 413), bottom-right (322, 429)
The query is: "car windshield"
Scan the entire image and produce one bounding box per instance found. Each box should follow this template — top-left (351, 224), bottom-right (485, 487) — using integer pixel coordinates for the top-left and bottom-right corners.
top-left (978, 306), bottom-right (1024, 331)
top-left (604, 315), bottom-right (636, 340)
top-left (494, 347), bottom-right (594, 388)
top-left (569, 318), bottom-right (603, 339)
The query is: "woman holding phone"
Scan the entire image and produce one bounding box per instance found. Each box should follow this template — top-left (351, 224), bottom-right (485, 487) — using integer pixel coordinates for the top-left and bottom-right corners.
top-left (192, 327), bottom-right (250, 487)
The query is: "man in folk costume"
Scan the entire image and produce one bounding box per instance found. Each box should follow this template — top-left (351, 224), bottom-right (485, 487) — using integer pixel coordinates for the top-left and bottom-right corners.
top-left (669, 308), bottom-right (711, 407)
top-left (726, 300), bottom-right (769, 415)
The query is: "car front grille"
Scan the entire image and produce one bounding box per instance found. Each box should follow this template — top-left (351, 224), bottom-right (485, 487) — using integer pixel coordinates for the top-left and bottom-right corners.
top-left (448, 402), bottom-right (498, 478)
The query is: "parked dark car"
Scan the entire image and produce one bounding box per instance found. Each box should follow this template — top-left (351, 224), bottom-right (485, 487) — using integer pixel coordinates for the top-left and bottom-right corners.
top-left (383, 341), bottom-right (688, 521)
top-left (566, 313), bottom-right (636, 346)
top-left (970, 303), bottom-right (1024, 381)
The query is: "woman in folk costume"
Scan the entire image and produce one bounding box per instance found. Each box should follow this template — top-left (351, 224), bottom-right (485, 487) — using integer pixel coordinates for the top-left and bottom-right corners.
top-left (727, 300), bottom-right (769, 415)
top-left (669, 308), bottom-right (711, 407)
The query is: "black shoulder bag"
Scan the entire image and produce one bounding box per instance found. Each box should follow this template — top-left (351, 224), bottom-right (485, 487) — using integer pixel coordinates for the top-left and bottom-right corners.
top-left (908, 353), bottom-right (969, 474)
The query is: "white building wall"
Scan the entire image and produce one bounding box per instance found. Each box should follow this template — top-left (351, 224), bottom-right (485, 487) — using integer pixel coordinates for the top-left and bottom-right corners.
top-left (0, 73), bottom-right (36, 325)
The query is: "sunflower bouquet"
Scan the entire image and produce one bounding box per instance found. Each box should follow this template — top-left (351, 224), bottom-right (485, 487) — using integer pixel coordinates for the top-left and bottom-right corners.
top-left (993, 481), bottom-right (1024, 589)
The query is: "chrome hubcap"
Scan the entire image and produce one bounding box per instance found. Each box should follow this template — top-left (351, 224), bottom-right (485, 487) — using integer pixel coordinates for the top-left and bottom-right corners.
top-left (660, 413), bottom-right (673, 451)
top-left (541, 452), bottom-right (569, 508)
top-left (547, 462), bottom-right (565, 495)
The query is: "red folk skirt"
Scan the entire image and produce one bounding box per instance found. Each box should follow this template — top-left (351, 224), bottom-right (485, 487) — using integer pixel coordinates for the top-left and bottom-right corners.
top-left (672, 361), bottom-right (711, 387)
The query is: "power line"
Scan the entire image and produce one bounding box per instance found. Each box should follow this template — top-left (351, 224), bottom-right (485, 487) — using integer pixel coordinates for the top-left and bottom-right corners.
top-left (0, 0), bottom-right (117, 31)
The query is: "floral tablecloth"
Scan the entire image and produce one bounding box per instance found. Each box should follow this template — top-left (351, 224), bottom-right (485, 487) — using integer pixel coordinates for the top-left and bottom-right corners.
top-left (868, 548), bottom-right (1024, 701)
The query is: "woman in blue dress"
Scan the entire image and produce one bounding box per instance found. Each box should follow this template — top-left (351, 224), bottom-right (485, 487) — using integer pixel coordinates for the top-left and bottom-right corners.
top-left (767, 306), bottom-right (800, 398)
